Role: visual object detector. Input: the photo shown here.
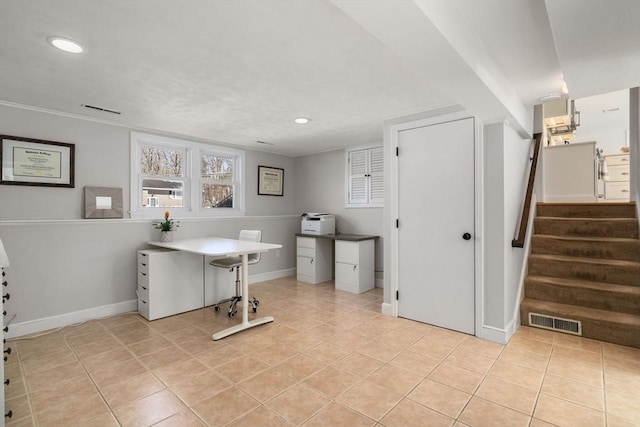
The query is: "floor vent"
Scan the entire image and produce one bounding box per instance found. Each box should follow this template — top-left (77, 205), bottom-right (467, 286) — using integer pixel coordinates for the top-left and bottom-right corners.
top-left (528, 313), bottom-right (582, 335)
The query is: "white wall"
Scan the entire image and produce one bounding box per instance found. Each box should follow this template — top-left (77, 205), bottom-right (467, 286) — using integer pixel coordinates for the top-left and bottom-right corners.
top-left (293, 149), bottom-right (384, 283)
top-left (574, 90), bottom-right (630, 156)
top-left (483, 121), bottom-right (531, 335)
top-left (0, 105), bottom-right (299, 336)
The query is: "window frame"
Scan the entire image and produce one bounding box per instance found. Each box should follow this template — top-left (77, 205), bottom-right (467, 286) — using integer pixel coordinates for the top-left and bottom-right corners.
top-left (345, 144), bottom-right (384, 208)
top-left (130, 132), bottom-right (245, 219)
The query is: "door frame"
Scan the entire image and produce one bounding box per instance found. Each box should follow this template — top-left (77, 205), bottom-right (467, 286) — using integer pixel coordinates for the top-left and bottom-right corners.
top-left (387, 111), bottom-right (484, 338)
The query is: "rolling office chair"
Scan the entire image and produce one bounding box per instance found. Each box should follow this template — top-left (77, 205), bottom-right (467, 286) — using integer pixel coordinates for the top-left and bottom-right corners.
top-left (210, 229), bottom-right (261, 318)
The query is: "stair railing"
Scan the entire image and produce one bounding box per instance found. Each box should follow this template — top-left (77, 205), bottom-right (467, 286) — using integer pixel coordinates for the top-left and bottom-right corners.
top-left (512, 132), bottom-right (543, 248)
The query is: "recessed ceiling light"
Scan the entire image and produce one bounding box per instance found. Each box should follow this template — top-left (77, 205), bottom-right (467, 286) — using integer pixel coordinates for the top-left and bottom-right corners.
top-left (47, 36), bottom-right (85, 54)
top-left (294, 117), bottom-right (311, 124)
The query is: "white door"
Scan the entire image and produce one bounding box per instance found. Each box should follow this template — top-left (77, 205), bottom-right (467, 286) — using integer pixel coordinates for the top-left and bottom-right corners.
top-left (397, 117), bottom-right (475, 334)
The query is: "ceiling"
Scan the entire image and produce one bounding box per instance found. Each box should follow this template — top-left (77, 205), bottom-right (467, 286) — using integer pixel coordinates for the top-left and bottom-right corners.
top-left (0, 0), bottom-right (638, 157)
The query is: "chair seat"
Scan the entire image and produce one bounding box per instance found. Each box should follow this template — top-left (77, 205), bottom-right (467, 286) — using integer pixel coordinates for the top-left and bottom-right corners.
top-left (209, 256), bottom-right (242, 269)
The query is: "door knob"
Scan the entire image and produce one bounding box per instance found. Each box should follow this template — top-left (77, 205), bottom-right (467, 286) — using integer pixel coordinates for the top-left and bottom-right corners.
top-left (462, 233), bottom-right (472, 240)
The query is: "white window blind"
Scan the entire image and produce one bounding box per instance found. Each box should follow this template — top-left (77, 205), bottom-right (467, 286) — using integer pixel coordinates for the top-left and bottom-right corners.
top-left (346, 146), bottom-right (384, 207)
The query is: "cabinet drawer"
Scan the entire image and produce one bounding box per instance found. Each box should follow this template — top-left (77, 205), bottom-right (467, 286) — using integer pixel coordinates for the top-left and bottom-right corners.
top-left (137, 270), bottom-right (149, 286)
top-left (608, 165), bottom-right (630, 181)
top-left (297, 255), bottom-right (315, 278)
top-left (138, 298), bottom-right (150, 319)
top-left (137, 284), bottom-right (149, 301)
top-left (336, 241), bottom-right (359, 265)
top-left (137, 251), bottom-right (150, 266)
top-left (297, 237), bottom-right (316, 249)
top-left (297, 247), bottom-right (315, 259)
top-left (606, 154), bottom-right (630, 167)
top-left (605, 181), bottom-right (630, 199)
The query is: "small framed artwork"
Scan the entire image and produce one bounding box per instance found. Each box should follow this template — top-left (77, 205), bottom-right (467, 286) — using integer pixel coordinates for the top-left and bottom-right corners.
top-left (258, 165), bottom-right (284, 196)
top-left (84, 186), bottom-right (123, 218)
top-left (0, 135), bottom-right (75, 188)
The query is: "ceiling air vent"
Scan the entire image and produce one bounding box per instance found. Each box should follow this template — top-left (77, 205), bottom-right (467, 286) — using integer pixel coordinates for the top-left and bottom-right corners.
top-left (82, 104), bottom-right (121, 115)
top-left (528, 313), bottom-right (582, 335)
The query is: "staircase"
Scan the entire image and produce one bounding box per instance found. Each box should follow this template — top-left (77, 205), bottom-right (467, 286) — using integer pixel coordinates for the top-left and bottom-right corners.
top-left (520, 202), bottom-right (640, 348)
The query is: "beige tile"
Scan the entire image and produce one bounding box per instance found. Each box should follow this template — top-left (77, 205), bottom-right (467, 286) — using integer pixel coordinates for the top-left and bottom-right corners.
top-left (100, 371), bottom-right (166, 408)
top-left (191, 387), bottom-right (259, 426)
top-left (171, 370), bottom-right (232, 406)
top-left (274, 353), bottom-right (325, 381)
top-left (332, 352), bottom-right (384, 377)
top-left (215, 356), bottom-right (270, 383)
top-left (303, 402), bottom-right (375, 427)
top-left (428, 362), bottom-right (484, 394)
top-left (515, 326), bottom-right (557, 343)
top-left (266, 383), bottom-right (331, 425)
top-left (551, 345), bottom-right (603, 371)
top-left (424, 327), bottom-right (468, 347)
top-left (72, 336), bottom-right (126, 359)
top-left (113, 389), bottom-right (186, 427)
top-left (408, 379), bottom-right (471, 419)
top-left (34, 390), bottom-right (110, 427)
top-left (5, 374), bottom-right (27, 400)
top-left (606, 390), bottom-right (640, 423)
top-left (604, 371), bottom-right (640, 397)
top-left (366, 364), bottom-right (423, 396)
top-left (277, 333), bottom-right (324, 352)
top-left (152, 357), bottom-right (209, 387)
top-left (4, 394), bottom-right (32, 425)
top-left (357, 340), bottom-right (404, 363)
top-left (325, 330), bottom-right (371, 351)
top-left (252, 342), bottom-right (299, 367)
top-left (378, 328), bottom-right (423, 349)
top-left (389, 349), bottom-right (440, 376)
top-left (554, 333), bottom-right (603, 354)
top-left (153, 409), bottom-right (205, 426)
top-left (62, 320), bottom-right (106, 338)
top-left (126, 334), bottom-right (173, 357)
top-left (498, 347), bottom-right (549, 372)
top-left (488, 360), bottom-right (545, 391)
top-left (534, 394), bottom-right (605, 427)
top-left (227, 406), bottom-right (291, 427)
top-left (21, 350), bottom-right (78, 376)
top-left (302, 366), bottom-right (360, 398)
top-left (458, 336), bottom-right (504, 358)
top-left (507, 335), bottom-right (553, 356)
top-left (603, 343), bottom-right (640, 362)
top-left (604, 356), bottom-right (640, 377)
top-left (138, 345), bottom-right (191, 370)
top-left (196, 344), bottom-right (240, 368)
top-left (29, 374), bottom-right (97, 414)
top-left (79, 412), bottom-right (121, 427)
top-left (178, 335), bottom-right (221, 354)
top-left (86, 357), bottom-right (148, 389)
top-left (381, 398), bottom-right (454, 427)
top-left (338, 379), bottom-right (403, 421)
top-left (237, 368), bottom-right (296, 403)
top-left (80, 346), bottom-right (134, 370)
top-left (529, 419), bottom-right (559, 427)
top-left (444, 348), bottom-right (496, 374)
top-left (547, 356), bottom-right (604, 388)
top-left (541, 374), bottom-right (605, 411)
top-left (303, 341), bottom-right (350, 364)
top-left (458, 397), bottom-right (530, 427)
top-left (24, 360), bottom-right (88, 391)
top-left (606, 413), bottom-right (640, 427)
top-left (475, 376), bottom-right (538, 415)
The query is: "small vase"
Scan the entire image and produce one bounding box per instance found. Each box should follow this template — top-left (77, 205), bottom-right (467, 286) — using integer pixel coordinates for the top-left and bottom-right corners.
top-left (160, 231), bottom-right (173, 242)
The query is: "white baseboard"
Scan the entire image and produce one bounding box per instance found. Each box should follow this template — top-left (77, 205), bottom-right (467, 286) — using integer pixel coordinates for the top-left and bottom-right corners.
top-left (381, 302), bottom-right (393, 316)
top-left (479, 322), bottom-right (516, 345)
top-left (249, 268), bottom-right (296, 285)
top-left (6, 299), bottom-right (138, 339)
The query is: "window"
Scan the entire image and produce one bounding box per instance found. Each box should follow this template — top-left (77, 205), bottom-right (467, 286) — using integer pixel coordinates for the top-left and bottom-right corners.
top-left (346, 145), bottom-right (383, 207)
top-left (131, 132), bottom-right (244, 218)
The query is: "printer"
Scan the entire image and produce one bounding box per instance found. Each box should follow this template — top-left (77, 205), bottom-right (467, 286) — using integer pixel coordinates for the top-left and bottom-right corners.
top-left (301, 213), bottom-right (335, 235)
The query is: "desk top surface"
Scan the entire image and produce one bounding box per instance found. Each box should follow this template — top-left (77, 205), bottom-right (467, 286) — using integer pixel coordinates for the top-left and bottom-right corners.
top-left (148, 237), bottom-right (282, 257)
top-left (295, 233), bottom-right (378, 242)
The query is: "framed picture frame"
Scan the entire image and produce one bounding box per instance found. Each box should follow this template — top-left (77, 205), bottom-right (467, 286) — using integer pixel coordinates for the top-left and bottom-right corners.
top-left (84, 186), bottom-right (123, 219)
top-left (257, 165), bottom-right (284, 196)
top-left (0, 135), bottom-right (75, 188)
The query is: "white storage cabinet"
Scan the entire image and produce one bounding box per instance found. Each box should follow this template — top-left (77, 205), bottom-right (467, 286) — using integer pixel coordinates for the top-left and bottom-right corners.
top-left (296, 237), bottom-right (332, 284)
top-left (137, 249), bottom-right (203, 320)
top-left (604, 154), bottom-right (630, 200)
top-left (335, 239), bottom-right (375, 294)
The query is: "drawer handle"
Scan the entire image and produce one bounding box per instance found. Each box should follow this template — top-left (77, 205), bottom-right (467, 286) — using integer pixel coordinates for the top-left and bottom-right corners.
top-left (621, 172), bottom-right (629, 175)
top-left (353, 265), bottom-right (357, 271)
top-left (141, 263), bottom-right (147, 266)
top-left (141, 272), bottom-right (147, 276)
top-left (141, 253), bottom-right (147, 257)
top-left (142, 286), bottom-right (147, 290)
top-left (622, 189), bottom-right (629, 193)
top-left (141, 299), bottom-right (147, 304)
top-left (310, 258), bottom-right (314, 264)
top-left (621, 158), bottom-right (628, 161)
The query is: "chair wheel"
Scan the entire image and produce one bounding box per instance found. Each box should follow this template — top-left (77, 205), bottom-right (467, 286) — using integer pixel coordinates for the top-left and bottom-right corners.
top-left (228, 310), bottom-right (236, 318)
top-left (214, 306), bottom-right (220, 312)
top-left (252, 306), bottom-right (257, 313)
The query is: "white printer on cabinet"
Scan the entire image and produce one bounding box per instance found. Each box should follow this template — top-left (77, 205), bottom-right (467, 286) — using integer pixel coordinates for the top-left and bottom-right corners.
top-left (301, 213), bottom-right (335, 235)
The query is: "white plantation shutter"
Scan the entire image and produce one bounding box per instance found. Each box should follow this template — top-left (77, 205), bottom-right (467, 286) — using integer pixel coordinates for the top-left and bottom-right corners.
top-left (348, 149), bottom-right (368, 204)
top-left (369, 146), bottom-right (384, 204)
top-left (346, 146), bottom-right (383, 207)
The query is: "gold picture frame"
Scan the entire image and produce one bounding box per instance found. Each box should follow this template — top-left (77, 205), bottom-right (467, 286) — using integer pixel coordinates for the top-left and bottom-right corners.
top-left (258, 165), bottom-right (284, 196)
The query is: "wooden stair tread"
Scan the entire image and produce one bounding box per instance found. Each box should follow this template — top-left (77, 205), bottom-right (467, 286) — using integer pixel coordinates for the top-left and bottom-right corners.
top-left (533, 234), bottom-right (640, 243)
top-left (536, 217), bottom-right (637, 222)
top-left (529, 253), bottom-right (640, 268)
top-left (521, 298), bottom-right (640, 326)
top-left (538, 202), bottom-right (636, 207)
top-left (526, 275), bottom-right (640, 294)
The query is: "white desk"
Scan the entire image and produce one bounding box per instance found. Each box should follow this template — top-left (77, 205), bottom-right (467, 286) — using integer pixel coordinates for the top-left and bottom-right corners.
top-left (148, 237), bottom-right (282, 340)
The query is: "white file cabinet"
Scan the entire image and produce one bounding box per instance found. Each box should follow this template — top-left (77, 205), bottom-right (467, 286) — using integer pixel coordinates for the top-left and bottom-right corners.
top-left (137, 249), bottom-right (203, 320)
top-left (335, 239), bottom-right (375, 294)
top-left (296, 237), bottom-right (333, 284)
top-left (605, 154), bottom-right (630, 200)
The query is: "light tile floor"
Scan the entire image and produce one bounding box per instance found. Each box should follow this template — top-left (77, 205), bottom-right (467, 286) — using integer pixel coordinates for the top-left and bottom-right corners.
top-left (4, 277), bottom-right (640, 426)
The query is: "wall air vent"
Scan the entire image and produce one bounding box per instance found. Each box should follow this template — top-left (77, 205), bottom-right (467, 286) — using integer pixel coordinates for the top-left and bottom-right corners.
top-left (528, 313), bottom-right (582, 335)
top-left (82, 104), bottom-right (121, 115)
top-left (255, 140), bottom-right (274, 146)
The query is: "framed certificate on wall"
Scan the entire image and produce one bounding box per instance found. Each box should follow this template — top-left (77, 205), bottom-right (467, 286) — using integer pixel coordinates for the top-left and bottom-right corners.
top-left (258, 165), bottom-right (284, 196)
top-left (0, 135), bottom-right (75, 188)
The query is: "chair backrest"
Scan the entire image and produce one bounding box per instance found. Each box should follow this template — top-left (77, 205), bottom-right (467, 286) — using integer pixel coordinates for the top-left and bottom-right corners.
top-left (239, 229), bottom-right (262, 264)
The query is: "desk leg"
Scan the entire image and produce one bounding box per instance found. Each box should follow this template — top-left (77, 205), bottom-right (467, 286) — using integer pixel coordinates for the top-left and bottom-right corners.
top-left (211, 253), bottom-right (274, 340)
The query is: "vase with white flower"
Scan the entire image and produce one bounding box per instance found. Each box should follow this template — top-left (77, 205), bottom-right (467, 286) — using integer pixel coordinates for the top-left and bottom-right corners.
top-left (154, 210), bottom-right (179, 242)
